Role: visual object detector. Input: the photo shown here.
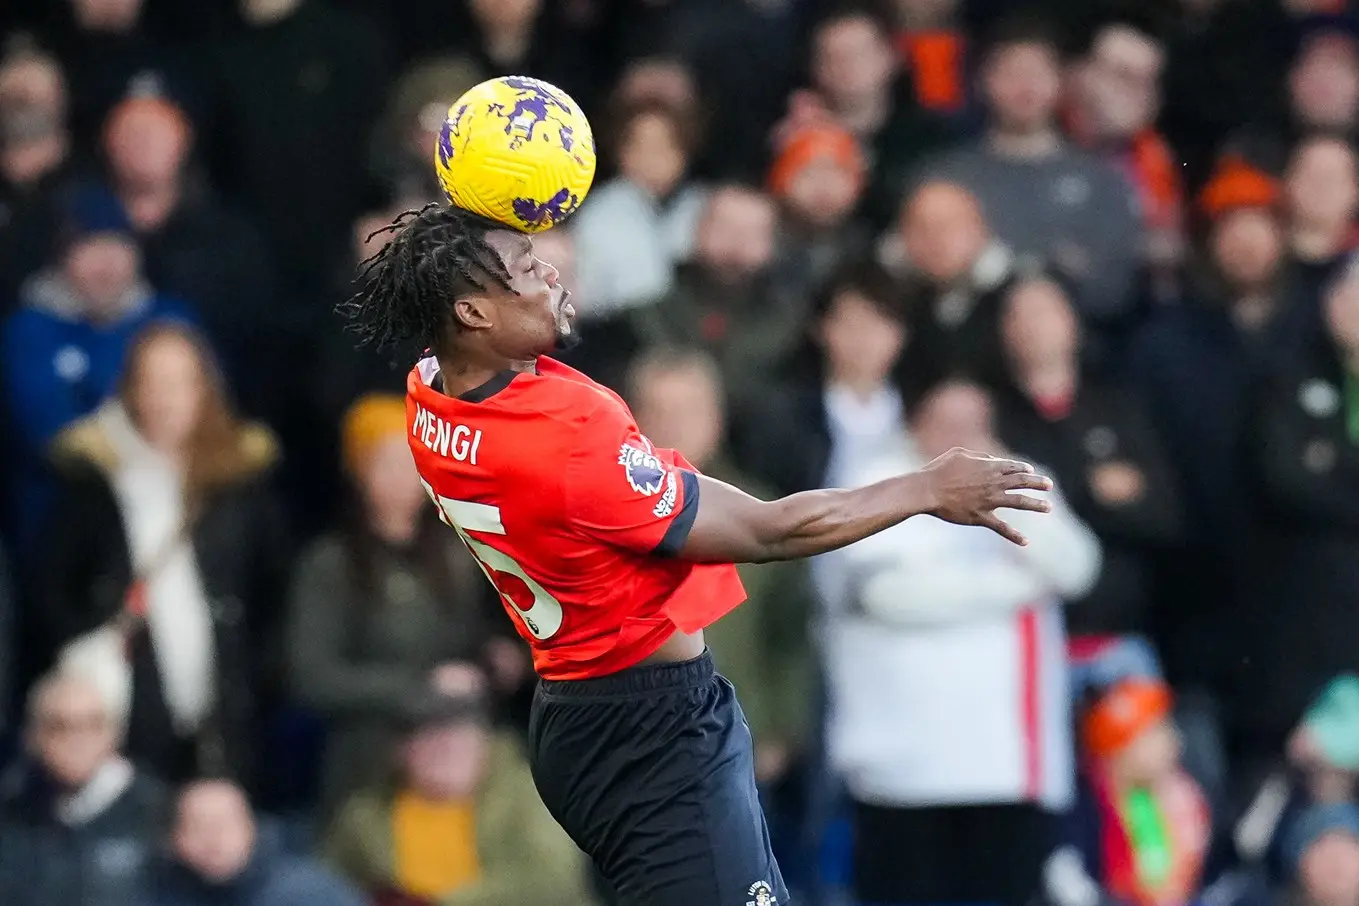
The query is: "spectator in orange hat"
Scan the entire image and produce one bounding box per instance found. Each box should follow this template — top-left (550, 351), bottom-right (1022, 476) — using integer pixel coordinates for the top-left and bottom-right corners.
top-left (1196, 155), bottom-right (1290, 335)
top-left (1060, 679), bottom-right (1213, 906)
top-left (769, 120), bottom-right (871, 297)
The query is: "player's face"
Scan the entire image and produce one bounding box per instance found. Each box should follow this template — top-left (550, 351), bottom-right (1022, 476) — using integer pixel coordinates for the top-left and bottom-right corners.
top-left (483, 229), bottom-right (576, 356)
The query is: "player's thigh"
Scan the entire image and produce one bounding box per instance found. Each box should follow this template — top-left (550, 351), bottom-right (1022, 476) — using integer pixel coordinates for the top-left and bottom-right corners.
top-left (529, 676), bottom-right (786, 905)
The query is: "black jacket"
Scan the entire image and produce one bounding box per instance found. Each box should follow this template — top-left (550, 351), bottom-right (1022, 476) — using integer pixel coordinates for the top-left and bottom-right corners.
top-left (993, 378), bottom-right (1184, 637)
top-left (0, 764), bottom-right (168, 906)
top-left (34, 417), bottom-right (291, 792)
top-left (1237, 337), bottom-right (1359, 741)
top-left (734, 378), bottom-right (833, 498)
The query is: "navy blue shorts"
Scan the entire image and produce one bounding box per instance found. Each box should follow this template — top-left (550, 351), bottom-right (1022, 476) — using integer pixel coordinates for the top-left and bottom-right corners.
top-left (527, 651), bottom-right (788, 906)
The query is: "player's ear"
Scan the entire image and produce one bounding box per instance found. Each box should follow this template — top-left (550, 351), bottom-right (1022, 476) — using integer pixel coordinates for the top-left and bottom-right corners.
top-left (453, 295), bottom-right (495, 331)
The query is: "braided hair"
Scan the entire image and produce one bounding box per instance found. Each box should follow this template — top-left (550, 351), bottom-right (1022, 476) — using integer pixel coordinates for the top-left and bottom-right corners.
top-left (339, 203), bottom-right (515, 357)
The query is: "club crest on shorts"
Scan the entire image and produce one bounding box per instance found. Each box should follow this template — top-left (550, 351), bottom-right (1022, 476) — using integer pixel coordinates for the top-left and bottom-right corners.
top-left (618, 442), bottom-right (666, 496)
top-left (747, 881), bottom-right (777, 906)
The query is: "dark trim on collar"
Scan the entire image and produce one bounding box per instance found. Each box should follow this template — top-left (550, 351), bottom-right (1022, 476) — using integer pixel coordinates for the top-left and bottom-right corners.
top-left (457, 370), bottom-right (518, 403)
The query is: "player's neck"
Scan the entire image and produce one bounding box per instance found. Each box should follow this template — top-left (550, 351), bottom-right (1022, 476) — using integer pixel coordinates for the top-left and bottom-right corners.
top-left (434, 354), bottom-right (537, 398)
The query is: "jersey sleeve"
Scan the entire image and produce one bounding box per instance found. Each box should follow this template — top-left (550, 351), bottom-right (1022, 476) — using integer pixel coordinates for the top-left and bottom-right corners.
top-left (564, 403), bottom-right (700, 556)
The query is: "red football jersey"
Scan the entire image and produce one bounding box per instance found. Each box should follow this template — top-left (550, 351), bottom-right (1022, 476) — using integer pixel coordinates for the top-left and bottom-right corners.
top-left (406, 355), bottom-right (747, 680)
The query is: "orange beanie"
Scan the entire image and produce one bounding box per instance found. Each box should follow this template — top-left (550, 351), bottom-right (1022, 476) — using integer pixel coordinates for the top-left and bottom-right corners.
top-left (1198, 155), bottom-right (1280, 221)
top-left (769, 122), bottom-right (866, 198)
top-left (1083, 678), bottom-right (1173, 759)
top-left (342, 393), bottom-right (408, 476)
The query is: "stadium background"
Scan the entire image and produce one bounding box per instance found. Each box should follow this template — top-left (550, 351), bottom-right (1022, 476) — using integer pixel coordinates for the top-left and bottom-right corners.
top-left (2, 0), bottom-right (1359, 904)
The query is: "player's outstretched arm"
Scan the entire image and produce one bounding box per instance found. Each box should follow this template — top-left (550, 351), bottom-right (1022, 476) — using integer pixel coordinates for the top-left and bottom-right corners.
top-left (677, 447), bottom-right (1054, 564)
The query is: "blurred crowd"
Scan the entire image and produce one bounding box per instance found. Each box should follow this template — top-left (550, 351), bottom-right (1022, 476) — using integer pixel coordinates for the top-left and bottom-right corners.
top-left (3, 0), bottom-right (1359, 905)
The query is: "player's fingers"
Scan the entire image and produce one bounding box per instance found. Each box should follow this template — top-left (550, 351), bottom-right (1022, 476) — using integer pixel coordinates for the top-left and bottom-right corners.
top-left (980, 513), bottom-right (1028, 546)
top-left (994, 492), bottom-right (1052, 514)
top-left (992, 457), bottom-right (1036, 474)
top-left (1002, 471), bottom-right (1054, 493)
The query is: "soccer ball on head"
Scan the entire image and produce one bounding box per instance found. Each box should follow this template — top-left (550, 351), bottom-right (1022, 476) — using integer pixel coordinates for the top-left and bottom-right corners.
top-left (434, 75), bottom-right (597, 234)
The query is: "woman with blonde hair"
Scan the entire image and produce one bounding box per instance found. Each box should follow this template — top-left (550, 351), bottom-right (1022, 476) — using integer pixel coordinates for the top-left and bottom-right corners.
top-left (35, 320), bottom-right (290, 790)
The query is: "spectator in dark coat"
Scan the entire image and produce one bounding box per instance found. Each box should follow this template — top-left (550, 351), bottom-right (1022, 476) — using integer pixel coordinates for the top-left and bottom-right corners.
top-left (1, 183), bottom-right (193, 547)
top-left (40, 0), bottom-right (207, 153)
top-left (0, 669), bottom-right (168, 906)
top-left (1126, 155), bottom-right (1295, 693)
top-left (1226, 17), bottom-right (1359, 179)
top-left (618, 0), bottom-right (806, 182)
top-left (35, 322), bottom-right (289, 793)
top-left (1238, 254), bottom-right (1359, 758)
top-left (454, 0), bottom-right (603, 117)
top-left (1159, 0), bottom-right (1293, 190)
top-left (885, 179), bottom-right (1016, 393)
top-left (99, 91), bottom-right (283, 423)
top-left (365, 56), bottom-right (482, 202)
top-left (210, 0), bottom-right (389, 306)
top-left (993, 270), bottom-right (1183, 641)
top-left (1282, 134), bottom-right (1359, 342)
top-left (150, 779), bottom-right (366, 906)
top-left (0, 38), bottom-right (80, 306)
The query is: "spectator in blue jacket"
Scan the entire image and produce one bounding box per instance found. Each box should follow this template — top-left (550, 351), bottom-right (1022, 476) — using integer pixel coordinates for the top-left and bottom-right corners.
top-left (1, 182), bottom-right (192, 545)
top-left (150, 778), bottom-right (366, 906)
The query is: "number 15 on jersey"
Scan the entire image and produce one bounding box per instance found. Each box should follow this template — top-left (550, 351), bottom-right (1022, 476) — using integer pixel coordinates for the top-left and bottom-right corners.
top-left (420, 479), bottom-right (565, 640)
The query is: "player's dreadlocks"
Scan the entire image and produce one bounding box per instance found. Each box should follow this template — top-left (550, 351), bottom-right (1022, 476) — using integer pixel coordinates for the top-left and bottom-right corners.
top-left (339, 203), bottom-right (515, 356)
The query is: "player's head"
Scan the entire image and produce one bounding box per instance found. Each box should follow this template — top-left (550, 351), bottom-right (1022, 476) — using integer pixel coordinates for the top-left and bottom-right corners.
top-left (341, 203), bottom-right (575, 362)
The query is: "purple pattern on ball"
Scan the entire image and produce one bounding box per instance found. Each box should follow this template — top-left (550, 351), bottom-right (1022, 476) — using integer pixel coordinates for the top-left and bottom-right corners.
top-left (513, 188), bottom-right (581, 229)
top-left (559, 124), bottom-right (574, 153)
top-left (437, 122), bottom-right (456, 166)
top-left (493, 78), bottom-right (575, 150)
top-left (503, 77), bottom-right (572, 112)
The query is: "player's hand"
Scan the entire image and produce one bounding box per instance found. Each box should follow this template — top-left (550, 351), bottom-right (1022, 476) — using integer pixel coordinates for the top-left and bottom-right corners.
top-left (919, 447), bottom-right (1054, 545)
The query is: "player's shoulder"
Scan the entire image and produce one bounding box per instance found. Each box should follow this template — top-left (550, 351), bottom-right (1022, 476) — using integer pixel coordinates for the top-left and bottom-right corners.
top-left (523, 357), bottom-right (631, 428)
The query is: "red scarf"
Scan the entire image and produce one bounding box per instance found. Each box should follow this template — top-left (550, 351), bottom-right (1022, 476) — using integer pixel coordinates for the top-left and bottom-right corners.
top-left (896, 29), bottom-right (967, 114)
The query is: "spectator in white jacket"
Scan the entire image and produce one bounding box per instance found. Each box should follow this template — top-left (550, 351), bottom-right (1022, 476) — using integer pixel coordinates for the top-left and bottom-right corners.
top-left (827, 378), bottom-right (1102, 906)
top-left (570, 97), bottom-right (708, 320)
